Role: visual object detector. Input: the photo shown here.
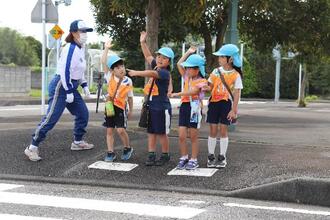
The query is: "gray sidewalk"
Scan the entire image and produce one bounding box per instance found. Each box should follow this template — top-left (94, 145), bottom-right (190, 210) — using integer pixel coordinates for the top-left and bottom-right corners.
top-left (0, 100), bottom-right (330, 206)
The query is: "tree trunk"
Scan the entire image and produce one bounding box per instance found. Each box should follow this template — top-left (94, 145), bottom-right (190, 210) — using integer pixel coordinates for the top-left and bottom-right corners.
top-left (145, 0), bottom-right (160, 65)
top-left (201, 7), bottom-right (228, 74)
top-left (144, 0), bottom-right (160, 84)
top-left (298, 63), bottom-right (308, 107)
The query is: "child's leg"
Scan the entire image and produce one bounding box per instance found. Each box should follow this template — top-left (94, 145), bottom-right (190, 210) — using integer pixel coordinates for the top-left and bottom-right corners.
top-left (208, 124), bottom-right (218, 155)
top-left (106, 128), bottom-right (114, 152)
top-left (219, 124), bottom-right (229, 157)
top-left (148, 133), bottom-right (157, 152)
top-left (158, 134), bottom-right (169, 153)
top-left (116, 127), bottom-right (130, 148)
top-left (178, 126), bottom-right (188, 156)
top-left (190, 128), bottom-right (199, 159)
top-left (145, 133), bottom-right (157, 166)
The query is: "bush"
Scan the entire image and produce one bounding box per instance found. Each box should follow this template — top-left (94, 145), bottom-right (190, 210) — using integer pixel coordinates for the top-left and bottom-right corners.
top-left (305, 95), bottom-right (318, 102)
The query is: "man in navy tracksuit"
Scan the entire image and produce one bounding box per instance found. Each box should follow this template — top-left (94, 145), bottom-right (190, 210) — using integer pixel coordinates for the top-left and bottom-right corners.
top-left (25, 20), bottom-right (94, 161)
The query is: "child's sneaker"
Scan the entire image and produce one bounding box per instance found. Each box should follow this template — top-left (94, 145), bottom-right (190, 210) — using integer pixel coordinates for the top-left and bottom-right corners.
top-left (207, 154), bottom-right (216, 168)
top-left (104, 152), bottom-right (116, 162)
top-left (145, 152), bottom-right (156, 166)
top-left (71, 141), bottom-right (94, 151)
top-left (24, 147), bottom-right (42, 161)
top-left (216, 154), bottom-right (227, 168)
top-left (121, 147), bottom-right (133, 161)
top-left (185, 159), bottom-right (199, 170)
top-left (155, 153), bottom-right (170, 166)
top-left (176, 158), bottom-right (189, 170)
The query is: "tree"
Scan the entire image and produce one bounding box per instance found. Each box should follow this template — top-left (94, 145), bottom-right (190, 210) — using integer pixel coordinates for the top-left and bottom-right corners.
top-left (240, 0), bottom-right (330, 106)
top-left (90, 0), bottom-right (204, 87)
top-left (0, 27), bottom-right (40, 66)
top-left (24, 36), bottom-right (42, 66)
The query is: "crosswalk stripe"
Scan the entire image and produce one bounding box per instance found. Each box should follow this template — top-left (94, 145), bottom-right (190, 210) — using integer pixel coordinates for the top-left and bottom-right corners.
top-left (0, 183), bottom-right (23, 191)
top-left (0, 191), bottom-right (204, 219)
top-left (0, 214), bottom-right (64, 220)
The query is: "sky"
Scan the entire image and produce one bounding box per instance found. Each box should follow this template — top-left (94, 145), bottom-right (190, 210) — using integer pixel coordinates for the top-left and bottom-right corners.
top-left (0, 0), bottom-right (106, 44)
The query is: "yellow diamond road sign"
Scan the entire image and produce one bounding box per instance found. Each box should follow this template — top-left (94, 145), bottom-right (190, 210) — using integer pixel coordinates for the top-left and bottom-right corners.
top-left (49, 25), bottom-right (64, 40)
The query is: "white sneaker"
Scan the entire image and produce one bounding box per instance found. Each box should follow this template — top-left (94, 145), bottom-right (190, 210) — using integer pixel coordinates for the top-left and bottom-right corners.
top-left (216, 154), bottom-right (227, 168)
top-left (24, 147), bottom-right (42, 161)
top-left (71, 141), bottom-right (94, 151)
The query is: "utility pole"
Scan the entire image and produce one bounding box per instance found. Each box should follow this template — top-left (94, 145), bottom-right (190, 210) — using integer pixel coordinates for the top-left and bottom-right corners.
top-left (41, 0), bottom-right (46, 114)
top-left (31, 0), bottom-right (58, 114)
top-left (225, 0), bottom-right (239, 45)
top-left (272, 45), bottom-right (281, 104)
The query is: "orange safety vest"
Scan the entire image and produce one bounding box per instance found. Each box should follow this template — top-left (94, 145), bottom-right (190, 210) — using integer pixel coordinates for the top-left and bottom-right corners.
top-left (107, 75), bottom-right (133, 110)
top-left (209, 69), bottom-right (239, 102)
top-left (181, 77), bottom-right (208, 103)
top-left (143, 78), bottom-right (159, 96)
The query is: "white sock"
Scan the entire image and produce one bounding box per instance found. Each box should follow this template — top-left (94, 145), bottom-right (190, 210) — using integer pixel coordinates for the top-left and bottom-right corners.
top-left (28, 144), bottom-right (38, 151)
top-left (220, 137), bottom-right (229, 157)
top-left (180, 155), bottom-right (188, 160)
top-left (74, 140), bottom-right (82, 144)
top-left (208, 136), bottom-right (217, 155)
top-left (190, 158), bottom-right (197, 162)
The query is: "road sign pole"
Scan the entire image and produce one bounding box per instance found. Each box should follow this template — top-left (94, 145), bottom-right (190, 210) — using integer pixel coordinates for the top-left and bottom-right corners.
top-left (298, 63), bottom-right (302, 101)
top-left (41, 0), bottom-right (46, 115)
top-left (274, 57), bottom-right (281, 104)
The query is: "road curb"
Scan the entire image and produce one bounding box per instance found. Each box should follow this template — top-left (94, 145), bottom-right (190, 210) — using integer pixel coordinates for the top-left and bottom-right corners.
top-left (0, 173), bottom-right (230, 197)
top-left (1, 174), bottom-right (330, 207)
top-left (228, 177), bottom-right (330, 207)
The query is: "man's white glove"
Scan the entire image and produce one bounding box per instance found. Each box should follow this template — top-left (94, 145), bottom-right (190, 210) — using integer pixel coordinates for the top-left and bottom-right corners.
top-left (83, 86), bottom-right (91, 98)
top-left (66, 93), bottom-right (74, 103)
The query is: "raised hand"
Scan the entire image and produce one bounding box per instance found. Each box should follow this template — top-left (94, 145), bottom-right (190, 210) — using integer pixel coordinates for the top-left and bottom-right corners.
top-left (187, 46), bottom-right (197, 54)
top-left (140, 31), bottom-right (147, 43)
top-left (104, 40), bottom-right (113, 49)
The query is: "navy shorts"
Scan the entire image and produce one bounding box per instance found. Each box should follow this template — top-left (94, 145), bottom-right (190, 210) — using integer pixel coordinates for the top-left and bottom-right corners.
top-left (179, 102), bottom-right (202, 129)
top-left (206, 100), bottom-right (232, 125)
top-left (103, 105), bottom-right (127, 128)
top-left (148, 108), bottom-right (171, 134)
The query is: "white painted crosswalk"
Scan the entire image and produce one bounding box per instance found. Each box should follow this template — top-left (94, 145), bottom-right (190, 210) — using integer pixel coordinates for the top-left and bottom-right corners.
top-left (0, 183), bottom-right (205, 219)
top-left (2, 183), bottom-right (330, 219)
top-left (0, 214), bottom-right (64, 220)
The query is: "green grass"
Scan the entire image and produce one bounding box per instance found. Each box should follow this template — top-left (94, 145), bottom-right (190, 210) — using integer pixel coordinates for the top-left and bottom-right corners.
top-left (133, 87), bottom-right (144, 94)
top-left (29, 89), bottom-right (43, 98)
top-left (29, 86), bottom-right (145, 98)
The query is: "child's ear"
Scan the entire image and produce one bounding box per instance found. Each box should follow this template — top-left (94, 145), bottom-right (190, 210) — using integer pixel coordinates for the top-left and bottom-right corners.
top-left (229, 57), bottom-right (233, 63)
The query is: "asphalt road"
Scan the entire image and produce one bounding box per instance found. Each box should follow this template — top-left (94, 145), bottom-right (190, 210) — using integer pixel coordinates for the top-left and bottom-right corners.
top-left (0, 99), bottom-right (330, 218)
top-left (1, 180), bottom-right (330, 220)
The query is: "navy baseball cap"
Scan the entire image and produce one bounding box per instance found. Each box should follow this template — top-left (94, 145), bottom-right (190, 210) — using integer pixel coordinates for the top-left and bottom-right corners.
top-left (69, 20), bottom-right (93, 32)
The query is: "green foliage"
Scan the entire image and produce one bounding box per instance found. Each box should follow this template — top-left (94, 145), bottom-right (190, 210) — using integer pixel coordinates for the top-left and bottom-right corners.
top-left (0, 27), bottom-right (40, 66)
top-left (133, 87), bottom-right (144, 94)
top-left (304, 95), bottom-right (318, 103)
top-left (31, 66), bottom-right (42, 73)
top-left (89, 0), bottom-right (330, 100)
top-left (309, 58), bottom-right (330, 96)
top-left (240, 0), bottom-right (330, 58)
top-left (24, 36), bottom-right (42, 66)
top-left (29, 89), bottom-right (42, 98)
top-left (241, 58), bottom-right (258, 97)
top-left (242, 45), bottom-right (301, 99)
top-left (88, 42), bottom-right (102, 49)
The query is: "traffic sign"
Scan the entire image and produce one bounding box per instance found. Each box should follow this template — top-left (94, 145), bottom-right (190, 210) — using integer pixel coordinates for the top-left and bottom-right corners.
top-left (31, 0), bottom-right (58, 23)
top-left (49, 25), bottom-right (64, 40)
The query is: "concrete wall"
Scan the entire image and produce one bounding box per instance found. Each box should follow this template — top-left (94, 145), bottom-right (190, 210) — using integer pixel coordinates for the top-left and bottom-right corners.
top-left (0, 66), bottom-right (31, 97)
top-left (31, 72), bottom-right (42, 89)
